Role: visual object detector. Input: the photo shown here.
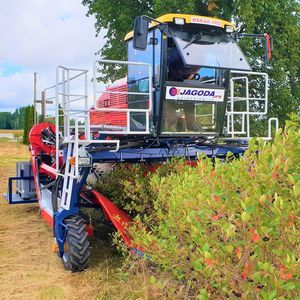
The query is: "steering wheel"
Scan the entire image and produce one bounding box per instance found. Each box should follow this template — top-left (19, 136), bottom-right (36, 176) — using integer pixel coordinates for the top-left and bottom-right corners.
top-left (175, 72), bottom-right (200, 81)
top-left (191, 73), bottom-right (200, 80)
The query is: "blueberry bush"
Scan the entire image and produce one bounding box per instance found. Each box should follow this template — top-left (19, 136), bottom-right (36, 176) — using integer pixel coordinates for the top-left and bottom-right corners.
top-left (95, 115), bottom-right (299, 299)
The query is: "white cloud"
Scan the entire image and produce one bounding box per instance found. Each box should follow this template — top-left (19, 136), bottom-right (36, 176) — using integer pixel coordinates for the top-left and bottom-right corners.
top-left (0, 0), bottom-right (105, 111)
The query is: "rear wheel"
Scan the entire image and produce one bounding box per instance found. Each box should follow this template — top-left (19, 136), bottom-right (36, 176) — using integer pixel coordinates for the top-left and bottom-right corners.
top-left (62, 215), bottom-right (90, 272)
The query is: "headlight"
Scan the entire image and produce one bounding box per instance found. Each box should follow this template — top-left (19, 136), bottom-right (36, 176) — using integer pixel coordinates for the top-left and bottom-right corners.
top-left (174, 18), bottom-right (185, 25)
top-left (225, 25), bottom-right (234, 33)
top-left (78, 156), bottom-right (92, 167)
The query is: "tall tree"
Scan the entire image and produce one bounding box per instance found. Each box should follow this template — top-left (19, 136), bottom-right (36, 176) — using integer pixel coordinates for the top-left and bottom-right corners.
top-left (22, 105), bottom-right (35, 145)
top-left (23, 106), bottom-right (29, 144)
top-left (82, 0), bottom-right (300, 126)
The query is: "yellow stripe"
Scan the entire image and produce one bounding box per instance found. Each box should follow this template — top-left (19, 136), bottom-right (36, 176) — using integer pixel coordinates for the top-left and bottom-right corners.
top-left (124, 13), bottom-right (235, 41)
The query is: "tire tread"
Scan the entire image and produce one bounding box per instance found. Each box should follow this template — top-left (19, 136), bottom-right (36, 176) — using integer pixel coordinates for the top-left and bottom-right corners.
top-left (62, 215), bottom-right (90, 272)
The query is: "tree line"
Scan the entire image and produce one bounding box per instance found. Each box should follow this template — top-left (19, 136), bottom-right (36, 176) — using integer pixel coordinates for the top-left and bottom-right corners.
top-left (0, 106), bottom-right (36, 144)
top-left (82, 0), bottom-right (300, 127)
top-left (0, 107), bottom-right (27, 130)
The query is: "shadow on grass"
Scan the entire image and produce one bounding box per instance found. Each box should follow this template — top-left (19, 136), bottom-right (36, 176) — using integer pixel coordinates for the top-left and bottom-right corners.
top-left (88, 223), bottom-right (123, 270)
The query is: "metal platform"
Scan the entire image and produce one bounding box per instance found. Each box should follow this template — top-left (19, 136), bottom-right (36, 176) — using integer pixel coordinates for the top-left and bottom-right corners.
top-left (89, 144), bottom-right (247, 163)
top-left (4, 176), bottom-right (38, 204)
top-left (3, 192), bottom-right (38, 204)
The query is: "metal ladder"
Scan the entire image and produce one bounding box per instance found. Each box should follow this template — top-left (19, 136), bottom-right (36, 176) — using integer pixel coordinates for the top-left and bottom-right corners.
top-left (60, 142), bottom-right (76, 210)
top-left (42, 61), bottom-right (153, 211)
top-left (226, 70), bottom-right (278, 141)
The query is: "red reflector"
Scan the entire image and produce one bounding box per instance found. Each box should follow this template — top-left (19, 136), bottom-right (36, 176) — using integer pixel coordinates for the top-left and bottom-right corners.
top-left (86, 224), bottom-right (94, 237)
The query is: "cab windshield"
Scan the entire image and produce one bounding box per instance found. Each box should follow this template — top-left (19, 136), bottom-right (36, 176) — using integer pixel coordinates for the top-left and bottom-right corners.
top-left (171, 27), bottom-right (251, 71)
top-left (161, 26), bottom-right (251, 136)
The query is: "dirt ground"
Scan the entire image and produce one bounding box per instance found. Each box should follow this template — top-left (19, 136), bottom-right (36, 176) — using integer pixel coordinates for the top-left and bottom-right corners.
top-left (0, 138), bottom-right (153, 300)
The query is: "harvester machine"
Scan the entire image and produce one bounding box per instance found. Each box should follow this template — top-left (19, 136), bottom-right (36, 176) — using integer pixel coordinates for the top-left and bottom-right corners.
top-left (4, 14), bottom-right (278, 271)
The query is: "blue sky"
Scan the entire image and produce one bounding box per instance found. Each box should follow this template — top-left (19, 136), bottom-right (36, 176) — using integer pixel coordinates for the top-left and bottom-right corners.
top-left (0, 0), bottom-right (104, 112)
top-left (0, 63), bottom-right (23, 77)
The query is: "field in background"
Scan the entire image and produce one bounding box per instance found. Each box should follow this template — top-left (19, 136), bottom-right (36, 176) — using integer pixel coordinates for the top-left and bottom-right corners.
top-left (0, 129), bottom-right (23, 135)
top-left (0, 135), bottom-right (155, 300)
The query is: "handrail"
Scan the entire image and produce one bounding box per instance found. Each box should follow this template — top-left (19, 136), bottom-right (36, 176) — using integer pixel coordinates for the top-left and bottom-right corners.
top-left (93, 59), bottom-right (153, 135)
top-left (226, 70), bottom-right (272, 139)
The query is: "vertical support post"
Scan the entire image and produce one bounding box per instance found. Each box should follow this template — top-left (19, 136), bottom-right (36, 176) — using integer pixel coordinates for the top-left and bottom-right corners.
top-left (93, 62), bottom-right (97, 108)
top-left (268, 118), bottom-right (279, 139)
top-left (126, 111), bottom-right (130, 132)
top-left (55, 67), bottom-right (60, 176)
top-left (212, 104), bottom-right (215, 125)
top-left (264, 73), bottom-right (269, 115)
top-left (84, 71), bottom-right (90, 140)
top-left (62, 69), bottom-right (67, 138)
top-left (41, 91), bottom-right (46, 123)
top-left (230, 78), bottom-right (234, 138)
top-left (147, 63), bottom-right (152, 134)
top-left (75, 119), bottom-right (79, 178)
top-left (66, 69), bottom-right (70, 139)
top-left (33, 72), bottom-right (37, 125)
top-left (245, 77), bottom-right (250, 138)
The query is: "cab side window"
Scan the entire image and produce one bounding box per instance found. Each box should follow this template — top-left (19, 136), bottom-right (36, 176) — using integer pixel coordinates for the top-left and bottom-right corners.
top-left (127, 29), bottom-right (161, 131)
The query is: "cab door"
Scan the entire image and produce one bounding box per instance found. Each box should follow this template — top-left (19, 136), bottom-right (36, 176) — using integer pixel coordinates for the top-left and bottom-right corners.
top-left (127, 29), bottom-right (162, 133)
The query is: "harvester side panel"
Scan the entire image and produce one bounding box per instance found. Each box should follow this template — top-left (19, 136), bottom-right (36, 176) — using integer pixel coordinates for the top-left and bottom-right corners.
top-left (90, 80), bottom-right (128, 128)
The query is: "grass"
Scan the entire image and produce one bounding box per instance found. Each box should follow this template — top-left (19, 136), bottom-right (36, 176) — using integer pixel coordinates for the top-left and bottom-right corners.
top-left (0, 138), bottom-right (157, 300)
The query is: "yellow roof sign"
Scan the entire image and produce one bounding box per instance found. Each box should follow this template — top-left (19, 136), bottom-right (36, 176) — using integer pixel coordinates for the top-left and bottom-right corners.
top-left (124, 13), bottom-right (235, 41)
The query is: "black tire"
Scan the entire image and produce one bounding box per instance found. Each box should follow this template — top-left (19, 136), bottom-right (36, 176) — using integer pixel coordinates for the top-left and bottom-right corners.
top-left (62, 215), bottom-right (90, 272)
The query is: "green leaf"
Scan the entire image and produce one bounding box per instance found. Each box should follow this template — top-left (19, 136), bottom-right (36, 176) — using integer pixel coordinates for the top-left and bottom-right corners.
top-left (241, 211), bottom-right (251, 222)
top-left (149, 275), bottom-right (156, 285)
top-left (198, 289), bottom-right (208, 300)
top-left (281, 282), bottom-right (295, 290)
top-left (246, 205), bottom-right (256, 214)
top-left (268, 290), bottom-right (277, 300)
top-left (202, 242), bottom-right (210, 252)
top-left (225, 244), bottom-right (234, 254)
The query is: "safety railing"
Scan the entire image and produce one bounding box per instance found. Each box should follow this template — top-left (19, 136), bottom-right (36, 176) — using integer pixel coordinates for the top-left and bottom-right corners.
top-left (68, 117), bottom-right (120, 179)
top-left (92, 60), bottom-right (153, 135)
top-left (195, 103), bottom-right (216, 130)
top-left (226, 70), bottom-right (278, 140)
top-left (42, 66), bottom-right (121, 178)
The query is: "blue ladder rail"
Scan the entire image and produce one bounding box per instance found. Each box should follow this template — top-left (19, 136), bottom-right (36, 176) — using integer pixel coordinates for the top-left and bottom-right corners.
top-left (3, 176), bottom-right (38, 204)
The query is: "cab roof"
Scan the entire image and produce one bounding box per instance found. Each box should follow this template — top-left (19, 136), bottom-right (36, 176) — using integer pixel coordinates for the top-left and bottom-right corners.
top-left (124, 13), bottom-right (235, 41)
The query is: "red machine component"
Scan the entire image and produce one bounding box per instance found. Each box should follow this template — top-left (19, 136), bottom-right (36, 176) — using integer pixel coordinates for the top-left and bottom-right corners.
top-left (28, 121), bottom-right (134, 249)
top-left (28, 123), bottom-right (57, 227)
top-left (29, 122), bottom-right (56, 156)
top-left (90, 78), bottom-right (128, 128)
top-left (81, 190), bottom-right (133, 247)
top-left (265, 33), bottom-right (273, 61)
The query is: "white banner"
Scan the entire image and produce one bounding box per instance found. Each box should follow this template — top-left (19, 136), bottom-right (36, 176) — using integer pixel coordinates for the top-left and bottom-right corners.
top-left (190, 17), bottom-right (222, 27)
top-left (166, 86), bottom-right (225, 102)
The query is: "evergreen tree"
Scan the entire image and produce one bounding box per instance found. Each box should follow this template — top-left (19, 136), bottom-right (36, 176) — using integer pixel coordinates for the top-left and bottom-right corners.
top-left (22, 106), bottom-right (29, 144)
top-left (22, 105), bottom-right (35, 145)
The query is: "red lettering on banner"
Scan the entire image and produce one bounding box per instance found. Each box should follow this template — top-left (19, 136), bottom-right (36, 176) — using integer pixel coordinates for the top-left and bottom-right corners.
top-left (191, 17), bottom-right (222, 27)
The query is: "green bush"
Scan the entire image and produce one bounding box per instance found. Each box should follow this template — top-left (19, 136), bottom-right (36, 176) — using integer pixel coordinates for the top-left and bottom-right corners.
top-left (94, 159), bottom-right (187, 221)
top-left (96, 115), bottom-right (300, 299)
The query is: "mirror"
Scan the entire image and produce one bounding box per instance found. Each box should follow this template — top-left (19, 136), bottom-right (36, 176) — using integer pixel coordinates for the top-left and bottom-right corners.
top-left (133, 16), bottom-right (149, 51)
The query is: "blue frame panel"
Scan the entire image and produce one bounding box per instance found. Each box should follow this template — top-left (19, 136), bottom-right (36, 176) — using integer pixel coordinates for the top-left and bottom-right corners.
top-left (89, 144), bottom-right (246, 163)
top-left (4, 176), bottom-right (38, 204)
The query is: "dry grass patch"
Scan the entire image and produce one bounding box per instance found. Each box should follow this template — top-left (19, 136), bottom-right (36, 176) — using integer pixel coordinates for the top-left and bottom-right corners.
top-left (0, 139), bottom-right (156, 300)
top-left (0, 129), bottom-right (23, 135)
